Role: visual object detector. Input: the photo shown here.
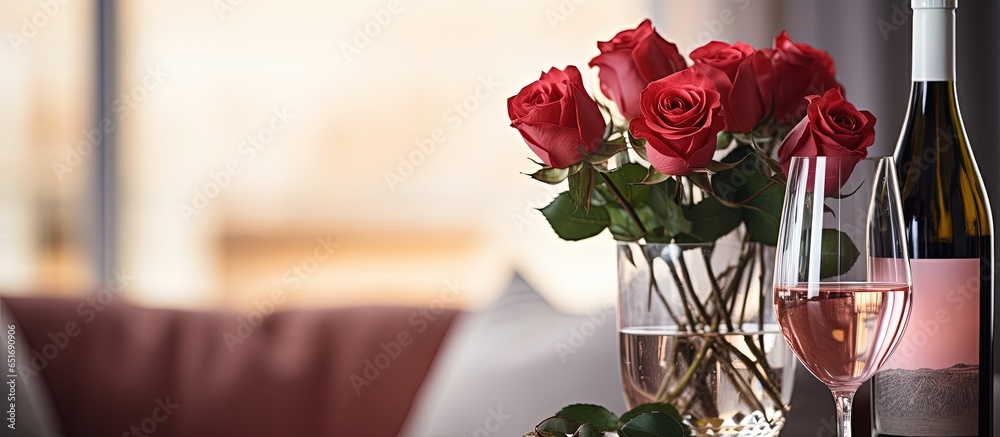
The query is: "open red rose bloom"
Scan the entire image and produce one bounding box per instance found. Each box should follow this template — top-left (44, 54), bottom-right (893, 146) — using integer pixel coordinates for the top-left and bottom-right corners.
top-left (777, 88), bottom-right (877, 196)
top-left (628, 68), bottom-right (725, 176)
top-left (507, 66), bottom-right (606, 169)
top-left (508, 20), bottom-right (876, 197)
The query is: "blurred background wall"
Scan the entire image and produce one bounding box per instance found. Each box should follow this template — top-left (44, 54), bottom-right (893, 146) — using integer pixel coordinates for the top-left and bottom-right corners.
top-left (0, 0), bottom-right (997, 319)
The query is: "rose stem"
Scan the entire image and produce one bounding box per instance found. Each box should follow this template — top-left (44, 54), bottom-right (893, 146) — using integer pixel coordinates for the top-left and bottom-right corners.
top-left (700, 249), bottom-right (734, 332)
top-left (711, 344), bottom-right (770, 422)
top-left (661, 317), bottom-right (718, 402)
top-left (687, 346), bottom-right (721, 419)
top-left (737, 244), bottom-right (755, 327)
top-left (666, 262), bottom-right (702, 328)
top-left (756, 244), bottom-right (766, 351)
top-left (730, 243), bottom-right (781, 392)
top-left (726, 244), bottom-right (754, 317)
top-left (643, 249), bottom-right (683, 328)
top-left (717, 337), bottom-right (786, 420)
top-left (676, 256), bottom-right (712, 324)
top-left (597, 171), bottom-right (646, 236)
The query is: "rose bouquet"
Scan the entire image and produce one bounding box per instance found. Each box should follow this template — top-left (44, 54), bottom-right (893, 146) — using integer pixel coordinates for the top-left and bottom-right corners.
top-left (509, 20), bottom-right (877, 435)
top-left (508, 20), bottom-right (874, 245)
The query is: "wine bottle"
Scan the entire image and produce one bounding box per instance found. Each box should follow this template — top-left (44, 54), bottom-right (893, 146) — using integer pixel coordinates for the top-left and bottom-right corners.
top-left (872, 1), bottom-right (994, 436)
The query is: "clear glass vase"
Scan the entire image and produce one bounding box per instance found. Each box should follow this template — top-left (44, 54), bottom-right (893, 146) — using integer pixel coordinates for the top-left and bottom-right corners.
top-left (617, 239), bottom-right (795, 436)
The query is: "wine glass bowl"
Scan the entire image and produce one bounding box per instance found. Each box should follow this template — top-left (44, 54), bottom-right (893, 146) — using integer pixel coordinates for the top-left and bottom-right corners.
top-left (773, 156), bottom-right (912, 437)
top-left (774, 282), bottom-right (910, 393)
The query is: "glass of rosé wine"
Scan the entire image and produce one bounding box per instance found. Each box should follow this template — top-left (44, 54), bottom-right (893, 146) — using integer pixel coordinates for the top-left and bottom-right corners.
top-left (773, 156), bottom-right (912, 437)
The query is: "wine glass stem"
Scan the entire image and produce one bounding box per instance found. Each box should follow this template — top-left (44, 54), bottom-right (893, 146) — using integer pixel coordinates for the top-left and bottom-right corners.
top-left (832, 390), bottom-right (856, 437)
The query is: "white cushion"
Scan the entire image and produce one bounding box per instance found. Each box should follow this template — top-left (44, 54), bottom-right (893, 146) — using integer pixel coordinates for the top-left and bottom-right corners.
top-left (399, 273), bottom-right (627, 437)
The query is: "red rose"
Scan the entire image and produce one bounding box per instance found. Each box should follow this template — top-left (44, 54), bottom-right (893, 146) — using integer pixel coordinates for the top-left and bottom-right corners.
top-left (629, 68), bottom-right (725, 175)
top-left (589, 19), bottom-right (687, 121)
top-left (690, 41), bottom-right (773, 133)
top-left (508, 66), bottom-right (607, 168)
top-left (777, 89), bottom-right (876, 195)
top-left (769, 31), bottom-right (844, 126)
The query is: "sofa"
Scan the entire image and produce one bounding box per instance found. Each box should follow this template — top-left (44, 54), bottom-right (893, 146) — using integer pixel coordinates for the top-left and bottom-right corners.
top-left (1, 274), bottom-right (949, 436)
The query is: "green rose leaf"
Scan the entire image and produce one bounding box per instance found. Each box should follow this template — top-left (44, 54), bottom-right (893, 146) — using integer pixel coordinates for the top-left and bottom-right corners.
top-left (698, 144), bottom-right (786, 245)
top-left (607, 206), bottom-right (645, 241)
top-left (526, 431), bottom-right (566, 437)
top-left (540, 192), bottom-right (609, 241)
top-left (573, 423), bottom-right (603, 437)
top-left (619, 403), bottom-right (686, 435)
top-left (683, 196), bottom-right (741, 242)
top-left (599, 162), bottom-right (651, 205)
top-left (620, 412), bottom-right (686, 437)
top-left (647, 182), bottom-right (691, 239)
top-left (820, 229), bottom-right (861, 278)
top-left (742, 181), bottom-right (784, 246)
top-left (536, 416), bottom-right (582, 433)
top-left (555, 404), bottom-right (619, 432)
top-left (709, 144), bottom-right (756, 203)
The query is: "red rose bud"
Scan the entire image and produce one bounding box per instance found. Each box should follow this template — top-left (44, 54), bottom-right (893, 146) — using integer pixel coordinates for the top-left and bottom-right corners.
top-left (690, 41), bottom-right (774, 133)
top-left (629, 68), bottom-right (725, 176)
top-left (769, 31), bottom-right (844, 126)
top-left (589, 19), bottom-right (687, 121)
top-left (507, 66), bottom-right (606, 169)
top-left (777, 88), bottom-right (877, 196)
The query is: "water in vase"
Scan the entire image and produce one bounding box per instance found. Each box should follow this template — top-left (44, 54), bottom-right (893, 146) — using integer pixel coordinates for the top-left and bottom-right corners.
top-left (619, 324), bottom-right (791, 436)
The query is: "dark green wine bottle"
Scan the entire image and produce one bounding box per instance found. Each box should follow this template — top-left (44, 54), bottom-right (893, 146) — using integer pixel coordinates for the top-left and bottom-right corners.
top-left (872, 1), bottom-right (994, 436)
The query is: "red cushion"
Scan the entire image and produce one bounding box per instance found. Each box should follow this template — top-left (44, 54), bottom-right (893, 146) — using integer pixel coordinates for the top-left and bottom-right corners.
top-left (4, 297), bottom-right (456, 437)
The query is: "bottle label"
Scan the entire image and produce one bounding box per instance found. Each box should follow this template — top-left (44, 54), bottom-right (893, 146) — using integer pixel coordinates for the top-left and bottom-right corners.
top-left (873, 258), bottom-right (979, 436)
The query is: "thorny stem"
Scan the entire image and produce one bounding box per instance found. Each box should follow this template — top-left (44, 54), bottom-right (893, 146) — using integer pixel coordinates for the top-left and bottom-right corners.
top-left (738, 242), bottom-right (755, 328)
top-left (676, 256), bottom-right (711, 324)
top-left (666, 261), bottom-right (702, 328)
top-left (713, 344), bottom-right (770, 420)
top-left (718, 337), bottom-right (786, 417)
top-left (644, 241), bottom-right (785, 428)
top-left (660, 317), bottom-right (718, 402)
top-left (756, 244), bottom-right (767, 351)
top-left (728, 244), bottom-right (755, 318)
top-left (598, 171), bottom-right (646, 236)
top-left (642, 249), bottom-right (682, 328)
top-left (700, 249), bottom-right (734, 333)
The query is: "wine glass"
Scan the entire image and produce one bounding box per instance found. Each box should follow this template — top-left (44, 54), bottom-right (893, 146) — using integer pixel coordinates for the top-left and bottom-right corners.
top-left (773, 156), bottom-right (912, 437)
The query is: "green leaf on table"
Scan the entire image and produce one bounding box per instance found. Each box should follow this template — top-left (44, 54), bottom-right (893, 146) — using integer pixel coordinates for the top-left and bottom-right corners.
top-left (555, 404), bottom-right (619, 432)
top-left (526, 431), bottom-right (565, 437)
top-left (536, 416), bottom-right (582, 434)
top-left (619, 411), bottom-right (686, 437)
top-left (540, 193), bottom-right (609, 241)
top-left (820, 229), bottom-right (861, 278)
top-left (682, 196), bottom-right (741, 242)
top-left (568, 168), bottom-right (596, 212)
top-left (618, 403), bottom-right (685, 427)
top-left (573, 423), bottom-right (603, 437)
